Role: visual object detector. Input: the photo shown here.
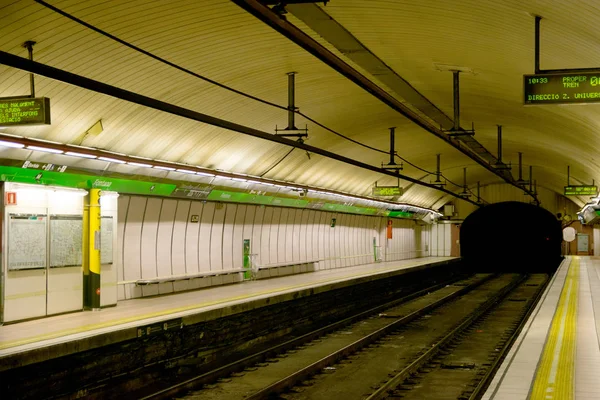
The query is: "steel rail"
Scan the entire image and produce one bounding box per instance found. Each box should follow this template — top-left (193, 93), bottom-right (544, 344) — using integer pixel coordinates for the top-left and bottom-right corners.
top-left (243, 274), bottom-right (496, 400)
top-left (466, 274), bottom-right (549, 399)
top-left (142, 271), bottom-right (481, 399)
top-left (0, 51), bottom-right (482, 206)
top-left (231, 0), bottom-right (539, 205)
top-left (365, 274), bottom-right (527, 400)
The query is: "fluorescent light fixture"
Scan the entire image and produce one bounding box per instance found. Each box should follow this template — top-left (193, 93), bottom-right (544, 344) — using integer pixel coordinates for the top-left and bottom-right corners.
top-left (27, 145), bottom-right (64, 154)
top-left (246, 180), bottom-right (265, 185)
top-left (176, 169), bottom-right (197, 174)
top-left (196, 171), bottom-right (215, 177)
top-left (155, 166), bottom-right (176, 171)
top-left (99, 156), bottom-right (126, 164)
top-left (65, 151), bottom-right (97, 159)
top-left (231, 177), bottom-right (247, 182)
top-left (127, 161), bottom-right (152, 168)
top-left (0, 140), bottom-right (24, 148)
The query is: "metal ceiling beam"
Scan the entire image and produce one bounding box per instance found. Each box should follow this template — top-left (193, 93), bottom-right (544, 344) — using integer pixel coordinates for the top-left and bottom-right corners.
top-left (232, 0), bottom-right (539, 205)
top-left (0, 51), bottom-right (481, 206)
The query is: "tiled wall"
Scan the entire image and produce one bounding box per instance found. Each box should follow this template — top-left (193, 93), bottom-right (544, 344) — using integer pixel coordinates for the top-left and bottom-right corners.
top-left (116, 195), bottom-right (433, 299)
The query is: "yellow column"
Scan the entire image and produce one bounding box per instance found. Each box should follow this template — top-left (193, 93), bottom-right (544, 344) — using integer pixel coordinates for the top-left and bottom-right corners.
top-left (83, 189), bottom-right (101, 310)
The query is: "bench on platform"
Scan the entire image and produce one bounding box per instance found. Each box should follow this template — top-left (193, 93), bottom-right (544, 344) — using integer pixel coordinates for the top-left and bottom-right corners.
top-left (253, 260), bottom-right (319, 279)
top-left (135, 268), bottom-right (245, 286)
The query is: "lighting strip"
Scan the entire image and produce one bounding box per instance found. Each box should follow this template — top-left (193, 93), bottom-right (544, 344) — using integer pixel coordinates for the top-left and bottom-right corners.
top-left (0, 133), bottom-right (441, 217)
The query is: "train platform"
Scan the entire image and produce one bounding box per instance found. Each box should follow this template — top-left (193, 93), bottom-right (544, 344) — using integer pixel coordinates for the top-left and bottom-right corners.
top-left (483, 256), bottom-right (600, 400)
top-left (0, 256), bottom-right (456, 371)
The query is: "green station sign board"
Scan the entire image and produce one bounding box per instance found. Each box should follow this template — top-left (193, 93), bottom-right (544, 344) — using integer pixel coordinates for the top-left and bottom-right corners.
top-left (372, 186), bottom-right (403, 196)
top-left (564, 185), bottom-right (598, 196)
top-left (0, 97), bottom-right (51, 126)
top-left (0, 164), bottom-right (417, 220)
top-left (524, 73), bottom-right (600, 105)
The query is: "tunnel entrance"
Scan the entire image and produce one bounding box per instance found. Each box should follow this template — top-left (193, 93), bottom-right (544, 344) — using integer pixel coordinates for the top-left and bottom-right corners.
top-left (460, 201), bottom-right (562, 273)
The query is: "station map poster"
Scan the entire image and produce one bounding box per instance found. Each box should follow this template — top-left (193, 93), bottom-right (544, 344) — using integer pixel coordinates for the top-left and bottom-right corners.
top-left (8, 214), bottom-right (47, 270)
top-left (101, 216), bottom-right (113, 264)
top-left (50, 215), bottom-right (82, 268)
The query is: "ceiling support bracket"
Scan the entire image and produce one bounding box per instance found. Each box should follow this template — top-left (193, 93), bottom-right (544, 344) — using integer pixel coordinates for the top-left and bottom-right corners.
top-left (275, 72), bottom-right (308, 142)
top-left (22, 40), bottom-right (36, 98)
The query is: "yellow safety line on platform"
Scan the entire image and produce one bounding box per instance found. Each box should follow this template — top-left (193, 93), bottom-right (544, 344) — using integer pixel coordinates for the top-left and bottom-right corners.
top-left (529, 257), bottom-right (579, 400)
top-left (0, 260), bottom-right (444, 351)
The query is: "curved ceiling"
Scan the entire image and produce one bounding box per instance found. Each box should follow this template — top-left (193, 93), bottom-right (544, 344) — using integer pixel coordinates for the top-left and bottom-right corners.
top-left (0, 0), bottom-right (596, 209)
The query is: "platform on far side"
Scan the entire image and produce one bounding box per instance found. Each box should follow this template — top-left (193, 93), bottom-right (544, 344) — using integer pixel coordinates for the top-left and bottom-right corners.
top-left (483, 256), bottom-right (600, 400)
top-left (0, 256), bottom-right (456, 369)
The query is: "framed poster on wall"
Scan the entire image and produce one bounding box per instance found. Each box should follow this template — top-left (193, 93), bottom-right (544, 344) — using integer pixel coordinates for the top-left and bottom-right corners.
top-left (50, 215), bottom-right (83, 268)
top-left (8, 214), bottom-right (47, 270)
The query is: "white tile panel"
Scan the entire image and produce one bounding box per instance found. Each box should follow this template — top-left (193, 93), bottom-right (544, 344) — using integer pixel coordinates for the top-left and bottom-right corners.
top-left (222, 204), bottom-right (237, 270)
top-left (210, 204), bottom-right (226, 271)
top-left (198, 202), bottom-right (214, 272)
top-left (156, 199), bottom-right (177, 294)
top-left (232, 204), bottom-right (246, 271)
top-left (184, 201), bottom-right (203, 275)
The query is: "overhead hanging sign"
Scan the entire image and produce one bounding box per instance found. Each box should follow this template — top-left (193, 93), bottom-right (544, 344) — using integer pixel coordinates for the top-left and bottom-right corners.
top-left (564, 185), bottom-right (598, 196)
top-left (524, 73), bottom-right (600, 105)
top-left (0, 97), bottom-right (51, 126)
top-left (372, 186), bottom-right (403, 196)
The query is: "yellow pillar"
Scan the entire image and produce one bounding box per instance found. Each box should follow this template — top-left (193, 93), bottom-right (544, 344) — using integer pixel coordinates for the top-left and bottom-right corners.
top-left (83, 189), bottom-right (101, 310)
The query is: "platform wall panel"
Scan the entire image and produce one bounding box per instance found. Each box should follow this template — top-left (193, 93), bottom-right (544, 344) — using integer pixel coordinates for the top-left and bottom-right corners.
top-left (116, 196), bottom-right (429, 298)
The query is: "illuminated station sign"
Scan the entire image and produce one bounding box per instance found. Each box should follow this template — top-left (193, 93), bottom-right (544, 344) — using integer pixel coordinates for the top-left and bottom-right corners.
top-left (524, 73), bottom-right (600, 105)
top-left (0, 97), bottom-right (51, 126)
top-left (372, 186), bottom-right (403, 196)
top-left (564, 185), bottom-right (598, 196)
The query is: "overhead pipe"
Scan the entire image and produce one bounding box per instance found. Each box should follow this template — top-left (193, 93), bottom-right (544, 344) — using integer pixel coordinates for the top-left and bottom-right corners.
top-left (453, 71), bottom-right (460, 131)
top-left (518, 152), bottom-right (523, 182)
top-left (232, 0), bottom-right (539, 204)
top-left (529, 165), bottom-right (534, 192)
top-left (389, 127), bottom-right (396, 165)
top-left (287, 72), bottom-right (297, 130)
top-left (435, 154), bottom-right (442, 183)
top-left (0, 51), bottom-right (483, 206)
top-left (496, 125), bottom-right (502, 165)
top-left (22, 41), bottom-right (36, 97)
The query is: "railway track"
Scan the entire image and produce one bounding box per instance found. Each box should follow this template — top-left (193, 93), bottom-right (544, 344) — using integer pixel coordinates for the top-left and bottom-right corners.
top-left (144, 273), bottom-right (547, 400)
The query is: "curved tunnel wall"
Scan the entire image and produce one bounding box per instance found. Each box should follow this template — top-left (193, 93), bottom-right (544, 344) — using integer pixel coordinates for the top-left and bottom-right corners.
top-left (460, 201), bottom-right (562, 273)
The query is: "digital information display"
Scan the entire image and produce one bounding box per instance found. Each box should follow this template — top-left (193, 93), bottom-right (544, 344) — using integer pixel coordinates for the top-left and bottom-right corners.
top-left (524, 73), bottom-right (600, 105)
top-left (372, 186), bottom-right (403, 196)
top-left (564, 185), bottom-right (598, 196)
top-left (0, 97), bottom-right (51, 126)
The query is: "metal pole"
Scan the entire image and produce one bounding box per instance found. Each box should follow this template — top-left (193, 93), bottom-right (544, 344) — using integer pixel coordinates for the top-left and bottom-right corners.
top-left (567, 165), bottom-right (570, 186)
top-left (535, 16), bottom-right (541, 74)
top-left (477, 181), bottom-right (481, 203)
top-left (436, 154), bottom-right (441, 183)
top-left (518, 152), bottom-right (523, 181)
top-left (453, 71), bottom-right (460, 130)
top-left (287, 72), bottom-right (296, 130)
top-left (529, 165), bottom-right (533, 191)
top-left (497, 125), bottom-right (502, 164)
top-left (534, 179), bottom-right (537, 195)
top-left (463, 167), bottom-right (467, 194)
top-left (22, 41), bottom-right (36, 97)
top-left (389, 127), bottom-right (396, 165)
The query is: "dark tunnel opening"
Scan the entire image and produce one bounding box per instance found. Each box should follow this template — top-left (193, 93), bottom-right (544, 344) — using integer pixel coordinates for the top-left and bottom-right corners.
top-left (460, 201), bottom-right (563, 273)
